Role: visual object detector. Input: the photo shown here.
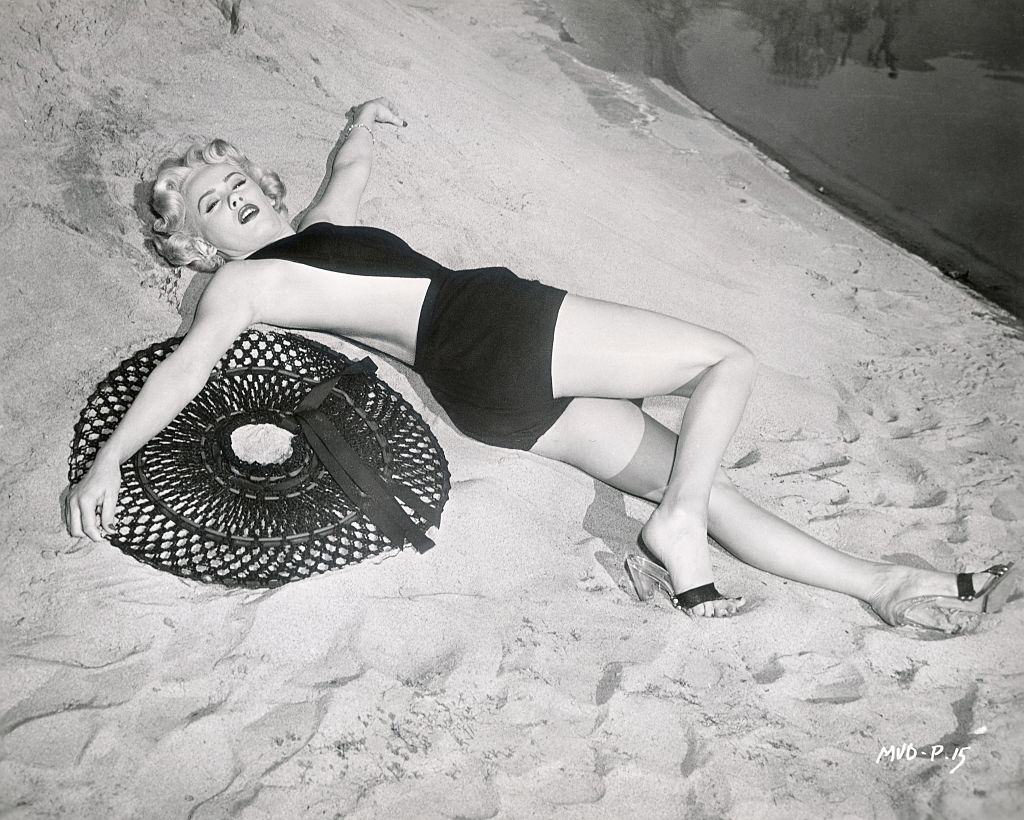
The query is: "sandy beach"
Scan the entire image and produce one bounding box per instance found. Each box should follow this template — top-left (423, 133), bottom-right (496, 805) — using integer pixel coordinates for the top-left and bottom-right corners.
top-left (2, 0), bottom-right (1023, 817)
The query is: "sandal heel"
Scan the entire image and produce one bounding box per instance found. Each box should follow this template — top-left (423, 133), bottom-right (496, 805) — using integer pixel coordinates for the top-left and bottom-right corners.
top-left (624, 554), bottom-right (656, 601)
top-left (625, 552), bottom-right (745, 617)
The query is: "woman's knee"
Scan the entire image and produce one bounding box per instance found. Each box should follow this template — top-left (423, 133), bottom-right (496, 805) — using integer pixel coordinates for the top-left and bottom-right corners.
top-left (722, 340), bottom-right (758, 377)
top-left (672, 338), bottom-right (757, 397)
top-left (709, 340), bottom-right (758, 395)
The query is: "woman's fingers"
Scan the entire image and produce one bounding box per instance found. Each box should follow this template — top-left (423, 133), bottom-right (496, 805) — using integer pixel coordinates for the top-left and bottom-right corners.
top-left (68, 492), bottom-right (84, 538)
top-left (378, 110), bottom-right (407, 126)
top-left (349, 97), bottom-right (407, 128)
top-left (67, 488), bottom-right (105, 541)
top-left (80, 493), bottom-right (104, 541)
top-left (376, 98), bottom-right (407, 127)
top-left (66, 462), bottom-right (121, 541)
top-left (99, 489), bottom-right (119, 534)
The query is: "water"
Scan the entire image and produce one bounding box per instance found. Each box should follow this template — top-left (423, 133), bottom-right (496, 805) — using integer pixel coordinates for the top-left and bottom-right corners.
top-left (660, 0), bottom-right (1024, 317)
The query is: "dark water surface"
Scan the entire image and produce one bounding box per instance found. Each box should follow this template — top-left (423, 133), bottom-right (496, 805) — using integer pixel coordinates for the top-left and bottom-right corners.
top-left (663, 0), bottom-right (1024, 316)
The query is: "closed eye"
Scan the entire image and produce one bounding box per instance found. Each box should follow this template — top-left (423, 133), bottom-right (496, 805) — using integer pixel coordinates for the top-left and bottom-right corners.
top-left (198, 172), bottom-right (246, 215)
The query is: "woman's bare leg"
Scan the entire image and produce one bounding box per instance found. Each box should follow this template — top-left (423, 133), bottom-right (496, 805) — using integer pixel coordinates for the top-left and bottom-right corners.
top-left (533, 397), bottom-right (996, 625)
top-left (538, 295), bottom-right (757, 616)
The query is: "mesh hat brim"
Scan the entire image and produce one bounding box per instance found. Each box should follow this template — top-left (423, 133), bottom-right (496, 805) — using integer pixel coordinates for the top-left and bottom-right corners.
top-left (68, 329), bottom-right (450, 588)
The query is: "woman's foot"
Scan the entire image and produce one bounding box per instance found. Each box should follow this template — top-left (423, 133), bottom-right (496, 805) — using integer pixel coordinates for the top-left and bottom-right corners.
top-left (641, 506), bottom-right (744, 617)
top-left (868, 564), bottom-right (1013, 634)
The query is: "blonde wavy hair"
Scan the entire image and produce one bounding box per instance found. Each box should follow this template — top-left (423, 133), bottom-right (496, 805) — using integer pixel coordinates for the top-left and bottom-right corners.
top-left (151, 139), bottom-right (288, 272)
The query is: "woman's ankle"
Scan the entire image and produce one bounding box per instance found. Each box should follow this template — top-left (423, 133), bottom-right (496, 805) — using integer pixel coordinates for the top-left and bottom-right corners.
top-left (648, 497), bottom-right (708, 531)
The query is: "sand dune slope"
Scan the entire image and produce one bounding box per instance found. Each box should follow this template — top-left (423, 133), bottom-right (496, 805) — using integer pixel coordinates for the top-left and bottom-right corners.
top-left (1, 0), bottom-right (1022, 817)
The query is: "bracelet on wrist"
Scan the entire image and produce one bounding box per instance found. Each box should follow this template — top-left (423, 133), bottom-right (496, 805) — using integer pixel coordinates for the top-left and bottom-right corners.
top-left (345, 122), bottom-right (375, 144)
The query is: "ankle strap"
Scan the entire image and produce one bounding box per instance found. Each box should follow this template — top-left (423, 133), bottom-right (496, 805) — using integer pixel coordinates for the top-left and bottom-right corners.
top-left (673, 583), bottom-right (723, 610)
top-left (956, 573), bottom-right (975, 601)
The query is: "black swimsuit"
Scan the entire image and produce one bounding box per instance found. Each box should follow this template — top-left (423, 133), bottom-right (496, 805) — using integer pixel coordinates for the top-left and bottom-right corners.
top-left (248, 222), bottom-right (572, 450)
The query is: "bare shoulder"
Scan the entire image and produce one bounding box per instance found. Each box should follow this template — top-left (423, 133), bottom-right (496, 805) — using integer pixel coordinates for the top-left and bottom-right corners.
top-left (199, 259), bottom-right (280, 307)
top-left (208, 259), bottom-right (272, 288)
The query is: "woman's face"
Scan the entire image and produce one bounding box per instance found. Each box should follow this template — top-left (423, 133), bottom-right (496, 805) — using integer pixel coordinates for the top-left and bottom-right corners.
top-left (183, 162), bottom-right (283, 259)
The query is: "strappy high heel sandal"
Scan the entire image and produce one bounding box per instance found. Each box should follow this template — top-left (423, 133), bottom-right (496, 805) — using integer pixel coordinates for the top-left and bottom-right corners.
top-left (623, 553), bottom-right (744, 616)
top-left (884, 562), bottom-right (1016, 634)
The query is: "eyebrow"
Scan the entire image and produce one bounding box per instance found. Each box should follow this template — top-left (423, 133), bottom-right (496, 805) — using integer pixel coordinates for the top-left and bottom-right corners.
top-left (197, 171), bottom-right (245, 211)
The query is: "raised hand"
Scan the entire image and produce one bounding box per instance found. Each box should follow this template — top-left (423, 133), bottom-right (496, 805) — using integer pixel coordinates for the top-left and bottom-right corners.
top-left (346, 97), bottom-right (407, 130)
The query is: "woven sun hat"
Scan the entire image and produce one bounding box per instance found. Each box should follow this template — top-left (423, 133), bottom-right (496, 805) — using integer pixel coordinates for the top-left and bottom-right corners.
top-left (68, 329), bottom-right (450, 588)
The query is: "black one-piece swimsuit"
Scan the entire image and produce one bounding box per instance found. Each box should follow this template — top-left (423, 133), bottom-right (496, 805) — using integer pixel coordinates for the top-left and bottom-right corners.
top-left (247, 222), bottom-right (572, 450)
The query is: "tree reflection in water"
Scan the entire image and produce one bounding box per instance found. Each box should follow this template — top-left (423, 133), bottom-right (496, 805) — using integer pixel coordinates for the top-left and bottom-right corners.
top-left (866, 0), bottom-right (908, 77)
top-left (740, 0), bottom-right (918, 84)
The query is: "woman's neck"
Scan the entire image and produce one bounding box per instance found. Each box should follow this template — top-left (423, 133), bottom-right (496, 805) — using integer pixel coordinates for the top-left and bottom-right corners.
top-left (239, 221), bottom-right (296, 260)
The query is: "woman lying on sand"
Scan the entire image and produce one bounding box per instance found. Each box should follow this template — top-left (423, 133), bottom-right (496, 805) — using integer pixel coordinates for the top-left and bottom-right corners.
top-left (64, 98), bottom-right (1012, 632)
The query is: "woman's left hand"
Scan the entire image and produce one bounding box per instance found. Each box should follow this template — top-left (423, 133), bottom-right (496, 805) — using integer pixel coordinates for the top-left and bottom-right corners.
top-left (347, 97), bottom-right (407, 129)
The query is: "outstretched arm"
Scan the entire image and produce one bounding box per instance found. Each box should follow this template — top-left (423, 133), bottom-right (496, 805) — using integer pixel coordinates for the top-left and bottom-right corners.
top-left (298, 97), bottom-right (406, 230)
top-left (65, 267), bottom-right (257, 541)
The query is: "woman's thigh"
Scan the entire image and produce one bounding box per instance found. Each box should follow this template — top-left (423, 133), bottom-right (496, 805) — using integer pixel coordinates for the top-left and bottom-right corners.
top-left (530, 396), bottom-right (677, 501)
top-left (549, 294), bottom-right (748, 399)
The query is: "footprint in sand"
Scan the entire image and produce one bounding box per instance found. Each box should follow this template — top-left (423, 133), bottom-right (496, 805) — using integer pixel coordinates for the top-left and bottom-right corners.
top-left (352, 600), bottom-right (497, 688)
top-left (831, 374), bottom-right (890, 420)
top-left (807, 277), bottom-right (860, 316)
top-left (868, 447), bottom-right (948, 509)
top-left (716, 170), bottom-right (798, 228)
top-left (752, 656), bottom-right (784, 684)
top-left (755, 653), bottom-right (865, 704)
top-left (945, 504), bottom-right (970, 544)
top-left (819, 243), bottom-right (865, 276)
top-left (531, 746), bottom-right (607, 806)
top-left (990, 487), bottom-right (1024, 522)
top-left (835, 407), bottom-right (861, 443)
top-left (836, 371), bottom-right (946, 441)
top-left (599, 696), bottom-right (699, 777)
